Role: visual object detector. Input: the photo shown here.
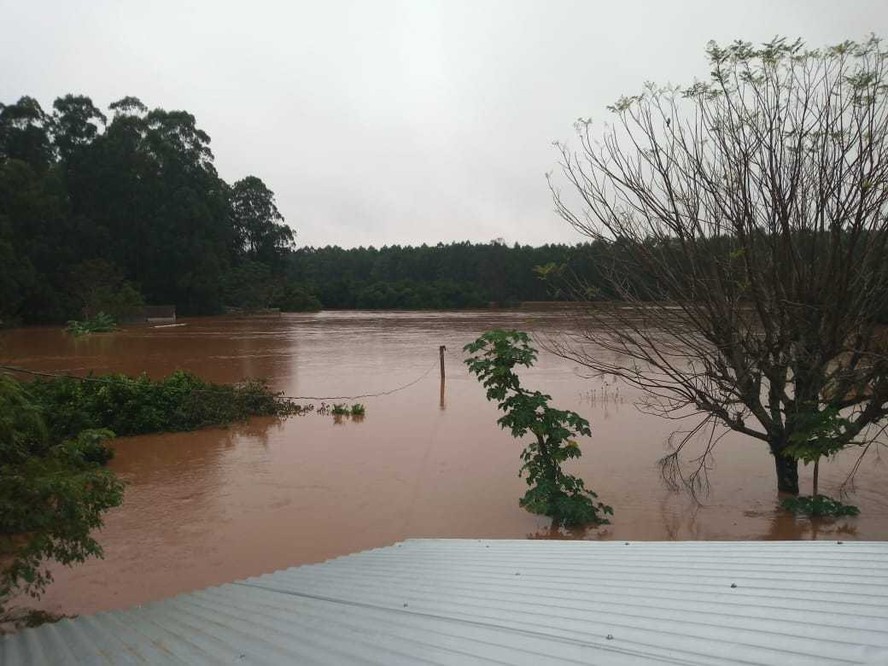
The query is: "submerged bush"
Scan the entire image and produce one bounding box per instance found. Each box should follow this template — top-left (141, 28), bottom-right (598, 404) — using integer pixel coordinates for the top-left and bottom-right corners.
top-left (65, 312), bottom-right (117, 336)
top-left (781, 495), bottom-right (860, 517)
top-left (26, 370), bottom-right (303, 440)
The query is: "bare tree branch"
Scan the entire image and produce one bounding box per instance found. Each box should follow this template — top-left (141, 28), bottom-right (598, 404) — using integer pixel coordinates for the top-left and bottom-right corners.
top-left (548, 37), bottom-right (888, 495)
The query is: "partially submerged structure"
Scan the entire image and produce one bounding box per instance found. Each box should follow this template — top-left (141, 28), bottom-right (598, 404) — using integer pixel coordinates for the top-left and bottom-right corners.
top-left (142, 305), bottom-right (176, 325)
top-left (3, 539), bottom-right (887, 664)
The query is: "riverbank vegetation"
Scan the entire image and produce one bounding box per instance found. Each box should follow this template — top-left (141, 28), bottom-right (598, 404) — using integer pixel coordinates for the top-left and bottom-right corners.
top-left (465, 330), bottom-right (612, 527)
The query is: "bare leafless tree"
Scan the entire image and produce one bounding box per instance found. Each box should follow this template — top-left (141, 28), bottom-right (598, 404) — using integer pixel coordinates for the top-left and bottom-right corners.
top-left (548, 37), bottom-right (888, 495)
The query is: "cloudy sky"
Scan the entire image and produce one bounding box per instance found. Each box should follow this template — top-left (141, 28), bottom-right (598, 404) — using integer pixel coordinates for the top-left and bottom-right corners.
top-left (2, 0), bottom-right (885, 248)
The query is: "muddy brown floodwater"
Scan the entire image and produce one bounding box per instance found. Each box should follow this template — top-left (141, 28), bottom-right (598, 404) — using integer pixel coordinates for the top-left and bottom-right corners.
top-left (2, 309), bottom-right (887, 617)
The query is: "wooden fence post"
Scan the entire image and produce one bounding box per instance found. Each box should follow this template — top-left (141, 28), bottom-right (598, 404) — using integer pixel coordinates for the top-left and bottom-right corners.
top-left (439, 345), bottom-right (447, 410)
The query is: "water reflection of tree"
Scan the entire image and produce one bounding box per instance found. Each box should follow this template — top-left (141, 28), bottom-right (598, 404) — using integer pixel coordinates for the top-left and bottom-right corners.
top-left (527, 500), bottom-right (858, 541)
top-left (224, 415), bottom-right (288, 448)
top-left (660, 496), bottom-right (704, 540)
top-left (765, 509), bottom-right (858, 541)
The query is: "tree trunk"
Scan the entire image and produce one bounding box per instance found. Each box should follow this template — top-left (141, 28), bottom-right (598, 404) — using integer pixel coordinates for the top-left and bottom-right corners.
top-left (774, 453), bottom-right (799, 494)
top-left (813, 458), bottom-right (819, 497)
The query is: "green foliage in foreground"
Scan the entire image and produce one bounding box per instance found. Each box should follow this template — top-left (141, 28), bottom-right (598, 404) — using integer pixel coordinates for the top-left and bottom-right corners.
top-left (65, 312), bottom-right (118, 336)
top-left (0, 375), bottom-right (124, 611)
top-left (464, 330), bottom-right (612, 527)
top-left (26, 370), bottom-right (303, 440)
top-left (1, 369), bottom-right (307, 616)
top-left (781, 495), bottom-right (860, 517)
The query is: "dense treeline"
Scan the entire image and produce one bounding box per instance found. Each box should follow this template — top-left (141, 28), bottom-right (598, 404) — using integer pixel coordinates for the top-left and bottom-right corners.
top-left (0, 95), bottom-right (300, 325)
top-left (286, 241), bottom-right (622, 309)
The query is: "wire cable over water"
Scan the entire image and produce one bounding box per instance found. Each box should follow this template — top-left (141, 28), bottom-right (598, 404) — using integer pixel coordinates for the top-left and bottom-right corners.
top-left (0, 361), bottom-right (440, 402)
top-left (278, 361), bottom-right (439, 401)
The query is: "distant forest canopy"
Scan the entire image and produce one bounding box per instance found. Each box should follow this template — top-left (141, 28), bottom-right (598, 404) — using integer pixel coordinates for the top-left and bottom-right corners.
top-left (0, 93), bottom-right (623, 324)
top-left (285, 241), bottom-right (620, 309)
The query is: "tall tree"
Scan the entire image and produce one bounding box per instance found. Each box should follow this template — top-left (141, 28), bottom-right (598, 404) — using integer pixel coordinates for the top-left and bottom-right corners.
top-left (51, 95), bottom-right (106, 162)
top-left (0, 97), bottom-right (53, 170)
top-left (231, 175), bottom-right (294, 266)
top-left (549, 37), bottom-right (888, 494)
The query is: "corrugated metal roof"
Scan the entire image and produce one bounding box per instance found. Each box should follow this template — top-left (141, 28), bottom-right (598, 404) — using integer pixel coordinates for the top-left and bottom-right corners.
top-left (3, 539), bottom-right (888, 665)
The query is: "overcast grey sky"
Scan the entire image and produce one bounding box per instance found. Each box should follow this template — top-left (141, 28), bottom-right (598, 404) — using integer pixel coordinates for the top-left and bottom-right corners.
top-left (2, 1), bottom-right (885, 248)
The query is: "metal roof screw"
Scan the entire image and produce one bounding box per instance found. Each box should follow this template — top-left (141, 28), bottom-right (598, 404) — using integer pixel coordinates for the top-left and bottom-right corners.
top-left (730, 583), bottom-right (738, 589)
top-left (606, 634), bottom-right (614, 640)
top-left (403, 603), bottom-right (408, 607)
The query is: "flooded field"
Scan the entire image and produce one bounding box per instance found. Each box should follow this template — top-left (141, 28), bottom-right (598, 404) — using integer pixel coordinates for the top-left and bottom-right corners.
top-left (2, 309), bottom-right (887, 616)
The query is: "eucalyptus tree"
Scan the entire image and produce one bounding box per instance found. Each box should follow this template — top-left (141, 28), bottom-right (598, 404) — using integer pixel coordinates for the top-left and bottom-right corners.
top-left (0, 96), bottom-right (53, 169)
top-left (549, 37), bottom-right (888, 495)
top-left (51, 94), bottom-right (106, 162)
top-left (231, 175), bottom-right (294, 266)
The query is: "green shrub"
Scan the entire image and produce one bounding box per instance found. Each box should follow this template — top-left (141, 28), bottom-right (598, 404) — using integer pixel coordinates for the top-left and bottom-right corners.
top-left (781, 495), bottom-right (860, 517)
top-left (464, 330), bottom-right (612, 527)
top-left (65, 312), bottom-right (117, 336)
top-left (26, 370), bottom-right (303, 439)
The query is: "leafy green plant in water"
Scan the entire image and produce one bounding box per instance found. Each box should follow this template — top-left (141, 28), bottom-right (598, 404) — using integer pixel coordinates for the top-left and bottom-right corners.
top-left (781, 495), bottom-right (860, 517)
top-left (65, 312), bottom-right (118, 336)
top-left (464, 330), bottom-right (612, 527)
top-left (331, 403), bottom-right (350, 416)
top-left (349, 403), bottom-right (366, 417)
top-left (780, 406), bottom-right (860, 517)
